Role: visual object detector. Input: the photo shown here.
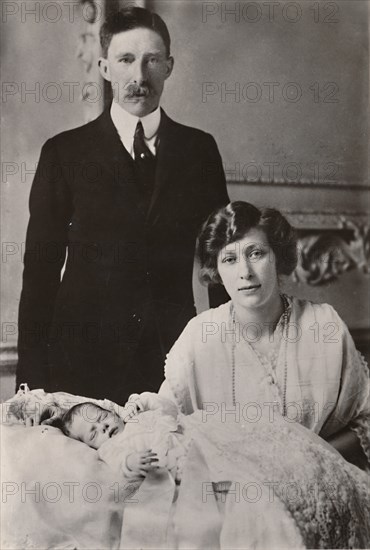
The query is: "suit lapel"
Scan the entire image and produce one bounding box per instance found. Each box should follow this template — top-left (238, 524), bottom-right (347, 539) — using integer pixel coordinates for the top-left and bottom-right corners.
top-left (147, 110), bottom-right (182, 225)
top-left (94, 109), bottom-right (147, 217)
top-left (92, 108), bottom-right (183, 224)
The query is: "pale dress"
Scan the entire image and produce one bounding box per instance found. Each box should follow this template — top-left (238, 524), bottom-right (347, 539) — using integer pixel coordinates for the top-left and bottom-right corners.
top-left (156, 296), bottom-right (370, 548)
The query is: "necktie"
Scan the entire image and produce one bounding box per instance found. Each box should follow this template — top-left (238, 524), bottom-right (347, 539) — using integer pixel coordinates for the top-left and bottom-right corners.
top-left (133, 121), bottom-right (156, 206)
top-left (133, 120), bottom-right (154, 161)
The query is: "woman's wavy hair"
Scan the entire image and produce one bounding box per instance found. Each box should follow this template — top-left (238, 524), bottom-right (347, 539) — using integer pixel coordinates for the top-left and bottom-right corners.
top-left (197, 201), bottom-right (298, 285)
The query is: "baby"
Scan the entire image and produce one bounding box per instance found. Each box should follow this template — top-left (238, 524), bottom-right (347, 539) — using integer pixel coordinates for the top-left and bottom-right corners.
top-left (57, 393), bottom-right (187, 480)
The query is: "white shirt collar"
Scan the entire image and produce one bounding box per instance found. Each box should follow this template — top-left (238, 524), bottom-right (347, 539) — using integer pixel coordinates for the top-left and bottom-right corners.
top-left (110, 101), bottom-right (161, 156)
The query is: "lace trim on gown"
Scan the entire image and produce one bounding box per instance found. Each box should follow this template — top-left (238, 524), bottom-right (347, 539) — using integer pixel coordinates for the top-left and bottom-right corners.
top-left (348, 351), bottom-right (370, 467)
top-left (1, 384), bottom-right (120, 426)
top-left (182, 411), bottom-right (370, 549)
top-left (164, 347), bottom-right (194, 415)
top-left (245, 319), bottom-right (285, 407)
top-left (349, 416), bottom-right (370, 467)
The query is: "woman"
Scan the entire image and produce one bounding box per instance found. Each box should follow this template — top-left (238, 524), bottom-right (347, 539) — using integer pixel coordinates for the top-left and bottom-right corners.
top-left (157, 201), bottom-right (370, 548)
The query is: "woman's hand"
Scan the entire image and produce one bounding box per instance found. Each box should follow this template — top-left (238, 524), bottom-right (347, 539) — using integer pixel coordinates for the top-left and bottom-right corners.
top-left (126, 450), bottom-right (159, 477)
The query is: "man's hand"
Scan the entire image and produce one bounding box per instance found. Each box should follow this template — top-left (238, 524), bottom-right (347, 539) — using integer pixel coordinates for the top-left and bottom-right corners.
top-left (126, 450), bottom-right (159, 477)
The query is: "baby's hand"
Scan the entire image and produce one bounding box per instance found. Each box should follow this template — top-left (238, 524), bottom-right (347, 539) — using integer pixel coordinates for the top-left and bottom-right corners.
top-left (126, 450), bottom-right (158, 477)
top-left (121, 394), bottom-right (145, 422)
top-left (128, 393), bottom-right (145, 411)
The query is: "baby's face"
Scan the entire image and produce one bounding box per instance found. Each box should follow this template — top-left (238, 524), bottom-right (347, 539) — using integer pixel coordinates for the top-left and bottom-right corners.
top-left (69, 406), bottom-right (125, 450)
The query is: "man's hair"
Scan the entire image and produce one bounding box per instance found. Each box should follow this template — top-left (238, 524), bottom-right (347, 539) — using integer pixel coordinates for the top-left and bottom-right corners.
top-left (100, 7), bottom-right (171, 58)
top-left (197, 201), bottom-right (298, 285)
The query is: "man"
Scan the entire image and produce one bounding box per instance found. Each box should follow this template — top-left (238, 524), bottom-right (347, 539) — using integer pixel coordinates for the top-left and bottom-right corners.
top-left (17, 7), bottom-right (229, 403)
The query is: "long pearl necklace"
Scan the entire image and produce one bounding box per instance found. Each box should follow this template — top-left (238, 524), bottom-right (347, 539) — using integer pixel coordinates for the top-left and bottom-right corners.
top-left (230, 295), bottom-right (290, 416)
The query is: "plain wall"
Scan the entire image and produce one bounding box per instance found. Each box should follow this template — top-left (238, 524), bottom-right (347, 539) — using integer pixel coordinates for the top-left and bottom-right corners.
top-left (157, 0), bottom-right (368, 186)
top-left (1, 0), bottom-right (103, 353)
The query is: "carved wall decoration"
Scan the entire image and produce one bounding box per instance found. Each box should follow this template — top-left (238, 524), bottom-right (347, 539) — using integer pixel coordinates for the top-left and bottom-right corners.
top-left (76, 0), bottom-right (105, 122)
top-left (293, 218), bottom-right (370, 286)
top-left (230, 179), bottom-right (369, 287)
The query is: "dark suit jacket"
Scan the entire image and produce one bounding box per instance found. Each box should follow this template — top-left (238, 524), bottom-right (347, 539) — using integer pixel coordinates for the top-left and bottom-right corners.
top-left (17, 107), bottom-right (229, 402)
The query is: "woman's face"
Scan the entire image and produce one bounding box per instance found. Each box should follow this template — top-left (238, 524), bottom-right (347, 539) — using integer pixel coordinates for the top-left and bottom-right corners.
top-left (217, 227), bottom-right (280, 311)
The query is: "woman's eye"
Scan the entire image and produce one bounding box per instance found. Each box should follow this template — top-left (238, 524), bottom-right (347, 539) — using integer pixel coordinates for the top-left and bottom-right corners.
top-left (222, 256), bottom-right (236, 264)
top-left (249, 249), bottom-right (263, 260)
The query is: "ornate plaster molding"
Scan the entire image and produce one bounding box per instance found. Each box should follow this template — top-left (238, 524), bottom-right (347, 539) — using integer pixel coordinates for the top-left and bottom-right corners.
top-left (293, 217), bottom-right (370, 285)
top-left (76, 0), bottom-right (104, 122)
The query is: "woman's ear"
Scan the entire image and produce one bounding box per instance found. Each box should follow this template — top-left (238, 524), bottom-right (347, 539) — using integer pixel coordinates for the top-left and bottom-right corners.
top-left (212, 268), bottom-right (223, 286)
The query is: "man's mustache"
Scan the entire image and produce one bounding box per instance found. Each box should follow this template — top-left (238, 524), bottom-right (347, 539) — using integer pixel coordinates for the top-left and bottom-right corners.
top-left (124, 83), bottom-right (151, 98)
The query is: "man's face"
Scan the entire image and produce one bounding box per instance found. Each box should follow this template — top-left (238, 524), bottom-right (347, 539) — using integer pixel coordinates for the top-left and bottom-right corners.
top-left (99, 27), bottom-right (174, 117)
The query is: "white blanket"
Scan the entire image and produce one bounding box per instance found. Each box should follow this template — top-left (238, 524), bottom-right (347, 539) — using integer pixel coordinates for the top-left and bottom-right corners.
top-left (1, 423), bottom-right (126, 549)
top-left (2, 387), bottom-right (370, 549)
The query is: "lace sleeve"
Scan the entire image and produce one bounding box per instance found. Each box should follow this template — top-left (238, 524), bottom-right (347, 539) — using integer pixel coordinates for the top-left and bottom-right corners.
top-left (347, 352), bottom-right (370, 464)
top-left (327, 310), bottom-right (370, 465)
top-left (0, 384), bottom-right (119, 426)
top-left (159, 319), bottom-right (197, 415)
